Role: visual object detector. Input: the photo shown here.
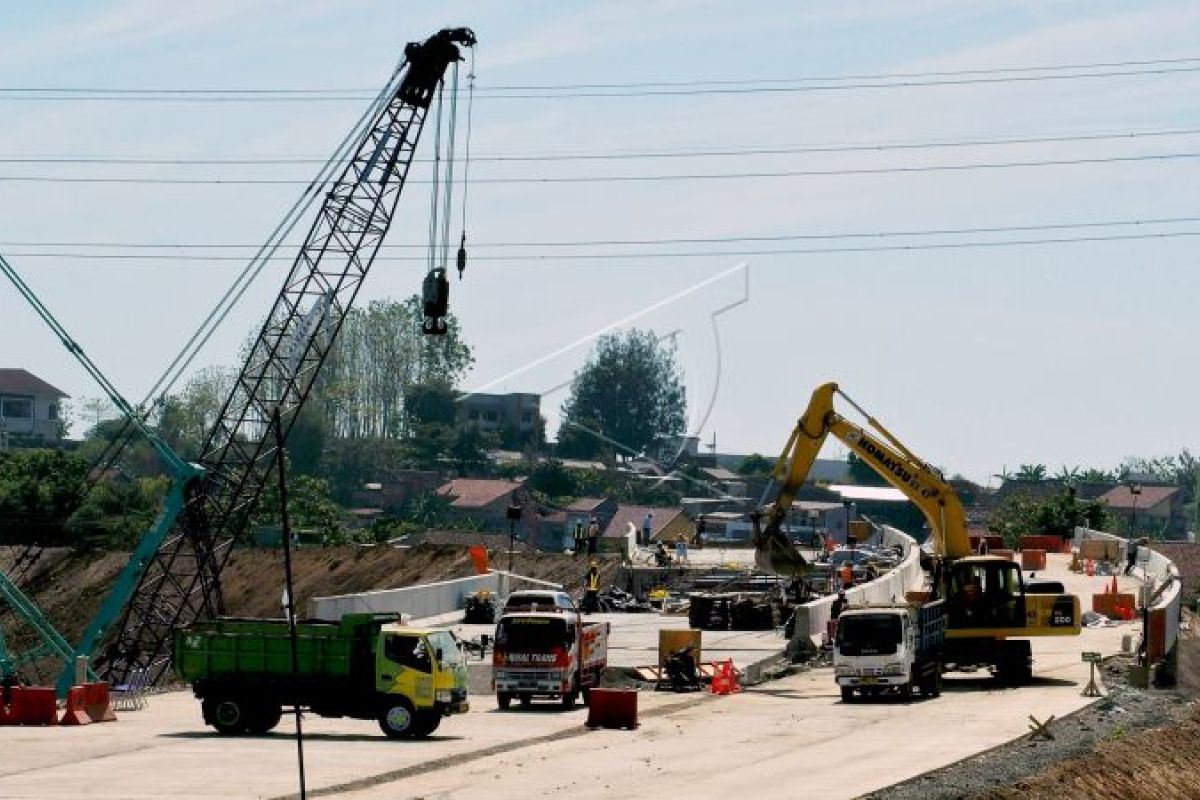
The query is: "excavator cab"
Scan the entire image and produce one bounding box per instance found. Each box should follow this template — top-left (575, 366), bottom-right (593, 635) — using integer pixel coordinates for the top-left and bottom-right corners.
top-left (939, 558), bottom-right (1025, 630)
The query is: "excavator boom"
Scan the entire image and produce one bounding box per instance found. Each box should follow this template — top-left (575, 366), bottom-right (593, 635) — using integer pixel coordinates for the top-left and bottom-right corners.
top-left (753, 382), bottom-right (970, 574)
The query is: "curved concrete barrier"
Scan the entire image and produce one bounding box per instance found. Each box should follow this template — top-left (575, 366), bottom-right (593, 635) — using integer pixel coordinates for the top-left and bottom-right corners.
top-left (1075, 526), bottom-right (1182, 665)
top-left (792, 525), bottom-right (924, 645)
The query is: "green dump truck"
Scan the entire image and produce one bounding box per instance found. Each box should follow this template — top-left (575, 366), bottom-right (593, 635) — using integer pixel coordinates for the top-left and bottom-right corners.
top-left (174, 613), bottom-right (468, 739)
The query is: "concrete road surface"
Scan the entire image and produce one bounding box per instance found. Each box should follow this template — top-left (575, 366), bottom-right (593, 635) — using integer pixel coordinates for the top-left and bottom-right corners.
top-left (0, 555), bottom-right (1142, 800)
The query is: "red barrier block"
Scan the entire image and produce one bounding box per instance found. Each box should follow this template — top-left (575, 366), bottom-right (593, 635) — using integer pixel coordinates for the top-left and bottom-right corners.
top-left (13, 687), bottom-right (58, 726)
top-left (83, 682), bottom-right (117, 723)
top-left (585, 688), bottom-right (638, 730)
top-left (60, 686), bottom-right (93, 726)
top-left (1021, 549), bottom-right (1047, 570)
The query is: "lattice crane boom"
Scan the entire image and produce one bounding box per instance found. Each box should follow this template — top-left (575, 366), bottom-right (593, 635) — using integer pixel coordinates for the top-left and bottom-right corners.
top-left (96, 27), bottom-right (476, 686)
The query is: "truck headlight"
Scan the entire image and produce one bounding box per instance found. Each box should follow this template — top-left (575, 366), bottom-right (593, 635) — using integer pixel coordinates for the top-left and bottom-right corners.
top-left (436, 690), bottom-right (452, 703)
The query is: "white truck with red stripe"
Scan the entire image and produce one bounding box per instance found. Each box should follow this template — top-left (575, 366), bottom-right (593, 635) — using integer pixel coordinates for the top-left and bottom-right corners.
top-left (492, 610), bottom-right (608, 709)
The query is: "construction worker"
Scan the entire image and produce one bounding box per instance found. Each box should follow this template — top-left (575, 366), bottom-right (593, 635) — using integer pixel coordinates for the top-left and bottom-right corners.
top-left (582, 559), bottom-right (601, 613)
top-left (830, 590), bottom-right (848, 619)
top-left (587, 516), bottom-right (600, 555)
top-left (573, 519), bottom-right (585, 555)
top-left (839, 562), bottom-right (854, 590)
top-left (674, 534), bottom-right (688, 565)
top-left (642, 512), bottom-right (654, 547)
top-left (1124, 536), bottom-right (1139, 575)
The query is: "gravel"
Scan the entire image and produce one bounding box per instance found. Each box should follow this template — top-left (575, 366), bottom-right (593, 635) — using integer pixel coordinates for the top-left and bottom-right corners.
top-left (864, 654), bottom-right (1188, 800)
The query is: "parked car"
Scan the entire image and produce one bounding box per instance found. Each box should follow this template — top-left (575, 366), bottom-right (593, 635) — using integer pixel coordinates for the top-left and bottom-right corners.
top-left (503, 590), bottom-right (577, 614)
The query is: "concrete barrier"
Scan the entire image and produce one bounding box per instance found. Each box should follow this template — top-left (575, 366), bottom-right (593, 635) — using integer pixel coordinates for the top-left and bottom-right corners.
top-left (792, 526), bottom-right (924, 646)
top-left (307, 571), bottom-right (563, 621)
top-left (1075, 526), bottom-right (1182, 665)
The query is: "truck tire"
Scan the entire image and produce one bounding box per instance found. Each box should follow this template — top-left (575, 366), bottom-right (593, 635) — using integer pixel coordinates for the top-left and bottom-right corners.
top-left (412, 710), bottom-right (442, 737)
top-left (497, 692), bottom-right (513, 710)
top-left (840, 686), bottom-right (854, 703)
top-left (996, 641), bottom-right (1033, 686)
top-left (245, 703), bottom-right (283, 735)
top-left (519, 693), bottom-right (533, 708)
top-left (899, 678), bottom-right (913, 701)
top-left (378, 698), bottom-right (419, 739)
top-left (205, 696), bottom-right (250, 735)
top-left (562, 676), bottom-right (579, 709)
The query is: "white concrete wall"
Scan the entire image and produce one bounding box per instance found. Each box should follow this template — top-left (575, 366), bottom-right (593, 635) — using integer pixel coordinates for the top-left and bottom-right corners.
top-left (795, 525), bottom-right (924, 641)
top-left (306, 571), bottom-right (563, 621)
top-left (1075, 526), bottom-right (1181, 658)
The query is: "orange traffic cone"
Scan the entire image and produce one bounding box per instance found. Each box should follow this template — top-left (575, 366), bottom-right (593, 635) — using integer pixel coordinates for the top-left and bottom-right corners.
top-left (726, 659), bottom-right (742, 694)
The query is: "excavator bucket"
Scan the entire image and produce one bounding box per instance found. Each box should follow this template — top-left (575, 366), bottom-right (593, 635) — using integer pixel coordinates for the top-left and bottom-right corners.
top-left (751, 515), bottom-right (808, 576)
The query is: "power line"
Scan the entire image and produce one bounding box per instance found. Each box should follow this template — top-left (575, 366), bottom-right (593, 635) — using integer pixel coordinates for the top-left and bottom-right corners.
top-left (1, 55), bottom-right (1197, 100)
top-left (1, 126), bottom-right (1197, 165)
top-left (3, 230), bottom-right (1197, 263)
top-left (0, 150), bottom-right (1195, 185)
top-left (2, 215), bottom-right (1197, 250)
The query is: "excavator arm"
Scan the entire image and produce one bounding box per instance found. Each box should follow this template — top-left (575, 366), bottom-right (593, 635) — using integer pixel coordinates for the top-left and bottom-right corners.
top-left (754, 382), bottom-right (970, 575)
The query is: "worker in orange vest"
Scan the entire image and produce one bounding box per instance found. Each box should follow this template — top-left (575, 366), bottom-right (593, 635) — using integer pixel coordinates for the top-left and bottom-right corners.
top-left (839, 562), bottom-right (854, 590)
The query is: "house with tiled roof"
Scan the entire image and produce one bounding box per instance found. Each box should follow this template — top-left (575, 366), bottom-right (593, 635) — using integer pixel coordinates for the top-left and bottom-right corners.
top-left (0, 369), bottom-right (67, 443)
top-left (1100, 484), bottom-right (1186, 537)
top-left (601, 504), bottom-right (693, 552)
top-left (437, 478), bottom-right (538, 539)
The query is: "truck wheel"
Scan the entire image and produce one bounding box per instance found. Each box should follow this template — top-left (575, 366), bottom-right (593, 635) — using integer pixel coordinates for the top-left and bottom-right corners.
top-left (562, 676), bottom-right (579, 709)
top-left (378, 698), bottom-right (418, 739)
top-left (519, 694), bottom-right (533, 708)
top-left (497, 692), bottom-right (512, 710)
top-left (245, 703), bottom-right (283, 735)
top-left (205, 696), bottom-right (249, 735)
top-left (840, 686), bottom-right (854, 703)
top-left (412, 710), bottom-right (442, 737)
top-left (899, 679), bottom-right (913, 701)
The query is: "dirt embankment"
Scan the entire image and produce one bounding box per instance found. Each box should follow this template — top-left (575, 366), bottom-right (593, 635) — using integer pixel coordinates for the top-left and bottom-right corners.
top-left (2, 544), bottom-right (621, 645)
top-left (873, 619), bottom-right (1200, 800)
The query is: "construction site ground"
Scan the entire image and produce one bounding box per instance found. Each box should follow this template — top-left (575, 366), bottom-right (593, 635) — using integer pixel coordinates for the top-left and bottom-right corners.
top-left (3, 551), bottom-right (1173, 800)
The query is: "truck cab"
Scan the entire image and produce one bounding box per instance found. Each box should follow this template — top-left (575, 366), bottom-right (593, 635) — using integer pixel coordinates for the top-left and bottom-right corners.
top-left (373, 625), bottom-right (469, 735)
top-left (492, 610), bottom-right (608, 709)
top-left (834, 601), bottom-right (944, 702)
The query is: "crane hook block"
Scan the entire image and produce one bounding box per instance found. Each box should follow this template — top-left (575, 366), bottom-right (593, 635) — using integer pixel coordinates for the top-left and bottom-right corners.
top-left (422, 267), bottom-right (450, 335)
top-left (456, 234), bottom-right (467, 280)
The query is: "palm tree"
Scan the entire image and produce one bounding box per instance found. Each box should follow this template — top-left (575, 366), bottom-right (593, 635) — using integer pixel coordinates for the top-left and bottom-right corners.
top-left (1014, 463), bottom-right (1048, 483)
top-left (1055, 465), bottom-right (1081, 483)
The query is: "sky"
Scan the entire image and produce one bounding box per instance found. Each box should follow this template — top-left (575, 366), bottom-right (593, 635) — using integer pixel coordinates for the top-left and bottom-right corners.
top-left (1, 0), bottom-right (1197, 485)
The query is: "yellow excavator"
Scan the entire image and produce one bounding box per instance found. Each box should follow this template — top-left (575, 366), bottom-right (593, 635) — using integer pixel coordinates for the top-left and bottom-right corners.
top-left (753, 382), bottom-right (1080, 683)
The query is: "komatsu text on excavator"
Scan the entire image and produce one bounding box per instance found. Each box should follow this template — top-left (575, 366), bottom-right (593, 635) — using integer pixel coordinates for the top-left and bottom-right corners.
top-left (753, 382), bottom-right (1080, 683)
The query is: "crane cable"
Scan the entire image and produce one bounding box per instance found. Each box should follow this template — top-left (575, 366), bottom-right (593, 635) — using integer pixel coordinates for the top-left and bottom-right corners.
top-left (80, 58), bottom-right (406, 486)
top-left (457, 45), bottom-right (476, 280)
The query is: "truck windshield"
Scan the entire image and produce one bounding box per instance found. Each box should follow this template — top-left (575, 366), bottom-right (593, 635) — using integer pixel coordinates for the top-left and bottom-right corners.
top-left (836, 615), bottom-right (903, 656)
top-left (427, 631), bottom-right (461, 667)
top-left (496, 617), bottom-right (571, 651)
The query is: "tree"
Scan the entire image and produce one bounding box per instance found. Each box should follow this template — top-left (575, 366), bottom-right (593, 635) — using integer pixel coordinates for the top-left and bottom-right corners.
top-left (1012, 463), bottom-right (1048, 483)
top-left (527, 460), bottom-right (577, 499)
top-left (987, 489), bottom-right (1108, 549)
top-left (320, 296), bottom-right (473, 439)
top-left (847, 452), bottom-right (889, 486)
top-left (737, 453), bottom-right (773, 476)
top-left (558, 329), bottom-right (686, 459)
